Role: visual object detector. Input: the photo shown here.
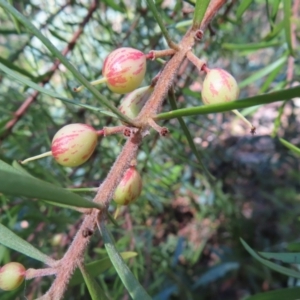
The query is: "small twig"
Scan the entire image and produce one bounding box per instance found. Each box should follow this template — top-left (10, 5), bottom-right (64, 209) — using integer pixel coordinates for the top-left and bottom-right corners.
top-left (186, 51), bottom-right (207, 72)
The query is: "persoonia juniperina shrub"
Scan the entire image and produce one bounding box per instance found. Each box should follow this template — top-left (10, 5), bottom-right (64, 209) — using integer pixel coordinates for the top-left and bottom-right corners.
top-left (1, 0), bottom-right (298, 299)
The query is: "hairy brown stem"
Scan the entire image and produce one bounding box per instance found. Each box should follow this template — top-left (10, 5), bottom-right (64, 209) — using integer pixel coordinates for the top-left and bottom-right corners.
top-left (41, 1), bottom-right (226, 298)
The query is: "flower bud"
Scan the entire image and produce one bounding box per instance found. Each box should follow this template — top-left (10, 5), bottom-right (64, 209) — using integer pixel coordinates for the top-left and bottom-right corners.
top-left (201, 68), bottom-right (256, 134)
top-left (113, 166), bottom-right (142, 205)
top-left (51, 123), bottom-right (98, 167)
top-left (21, 123), bottom-right (99, 167)
top-left (103, 47), bottom-right (146, 94)
top-left (201, 68), bottom-right (239, 105)
top-left (0, 262), bottom-right (26, 291)
top-left (119, 85), bottom-right (153, 119)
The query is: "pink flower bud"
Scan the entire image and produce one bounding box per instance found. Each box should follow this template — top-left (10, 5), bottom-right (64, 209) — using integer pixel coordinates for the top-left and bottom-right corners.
top-left (0, 262), bottom-right (26, 291)
top-left (103, 47), bottom-right (146, 94)
top-left (201, 68), bottom-right (239, 105)
top-left (51, 123), bottom-right (98, 167)
top-left (113, 166), bottom-right (142, 205)
top-left (119, 85), bottom-right (153, 119)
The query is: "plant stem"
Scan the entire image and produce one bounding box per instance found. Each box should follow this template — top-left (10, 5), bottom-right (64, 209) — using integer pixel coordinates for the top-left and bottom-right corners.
top-left (232, 109), bottom-right (254, 130)
top-left (21, 151), bottom-right (52, 164)
top-left (74, 77), bottom-right (107, 92)
top-left (155, 85), bottom-right (300, 121)
top-left (186, 50), bottom-right (207, 72)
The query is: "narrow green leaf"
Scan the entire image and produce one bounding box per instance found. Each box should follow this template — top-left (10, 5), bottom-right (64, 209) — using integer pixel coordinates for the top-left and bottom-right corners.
top-left (236, 0), bottom-right (252, 19)
top-left (0, 0), bottom-right (133, 124)
top-left (0, 224), bottom-right (55, 265)
top-left (78, 263), bottom-right (109, 300)
top-left (222, 41), bottom-right (281, 51)
top-left (279, 138), bottom-right (300, 156)
top-left (271, 0), bottom-right (281, 19)
top-left (102, 0), bottom-right (125, 12)
top-left (239, 55), bottom-right (287, 88)
top-left (99, 223), bottom-right (152, 300)
top-left (156, 85), bottom-right (300, 120)
top-left (240, 238), bottom-right (300, 279)
top-left (145, 0), bottom-right (177, 48)
top-left (263, 19), bottom-right (284, 40)
top-left (0, 160), bottom-right (101, 209)
top-left (260, 61), bottom-right (285, 93)
top-left (259, 251), bottom-right (300, 264)
top-left (70, 252), bottom-right (137, 286)
top-left (0, 62), bottom-right (118, 118)
top-left (168, 89), bottom-right (215, 182)
top-left (0, 56), bottom-right (34, 79)
top-left (49, 28), bottom-right (68, 42)
top-left (245, 287), bottom-right (300, 300)
top-left (192, 0), bottom-right (210, 29)
top-left (283, 0), bottom-right (294, 55)
top-left (11, 160), bottom-right (33, 177)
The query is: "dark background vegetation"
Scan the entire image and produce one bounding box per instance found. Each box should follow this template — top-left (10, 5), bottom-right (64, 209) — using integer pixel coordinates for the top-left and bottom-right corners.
top-left (0, 0), bottom-right (299, 299)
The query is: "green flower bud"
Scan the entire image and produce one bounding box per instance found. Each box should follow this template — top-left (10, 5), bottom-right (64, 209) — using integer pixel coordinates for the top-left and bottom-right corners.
top-left (0, 262), bottom-right (26, 291)
top-left (119, 85), bottom-right (153, 119)
top-left (21, 123), bottom-right (99, 167)
top-left (113, 166), bottom-right (142, 205)
top-left (75, 48), bottom-right (147, 94)
top-left (51, 123), bottom-right (98, 167)
top-left (201, 68), bottom-right (239, 105)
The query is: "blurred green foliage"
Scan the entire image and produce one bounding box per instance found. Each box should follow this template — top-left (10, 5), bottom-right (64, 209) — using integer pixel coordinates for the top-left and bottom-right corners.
top-left (0, 0), bottom-right (299, 299)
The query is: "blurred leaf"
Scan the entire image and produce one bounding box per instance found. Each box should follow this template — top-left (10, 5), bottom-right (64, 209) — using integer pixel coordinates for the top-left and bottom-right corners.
top-left (283, 0), bottom-right (294, 55)
top-left (192, 262), bottom-right (239, 289)
top-left (260, 61), bottom-right (285, 93)
top-left (0, 56), bottom-right (34, 79)
top-left (0, 224), bottom-right (54, 265)
top-left (222, 41), bottom-right (281, 51)
top-left (49, 28), bottom-right (68, 42)
top-left (259, 251), bottom-right (300, 264)
top-left (0, 62), bottom-right (118, 119)
top-left (70, 252), bottom-right (137, 286)
top-left (245, 287), bottom-right (300, 300)
top-left (78, 263), bottom-right (109, 300)
top-left (168, 89), bottom-right (214, 182)
top-left (279, 138), bottom-right (300, 156)
top-left (240, 238), bottom-right (300, 279)
top-left (263, 20), bottom-right (284, 40)
top-left (239, 55), bottom-right (288, 88)
top-left (99, 222), bottom-right (152, 300)
top-left (102, 0), bottom-right (125, 12)
top-left (271, 0), bottom-right (281, 19)
top-left (11, 160), bottom-right (33, 177)
top-left (287, 242), bottom-right (300, 252)
top-left (236, 0), bottom-right (252, 19)
top-left (0, 160), bottom-right (101, 209)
